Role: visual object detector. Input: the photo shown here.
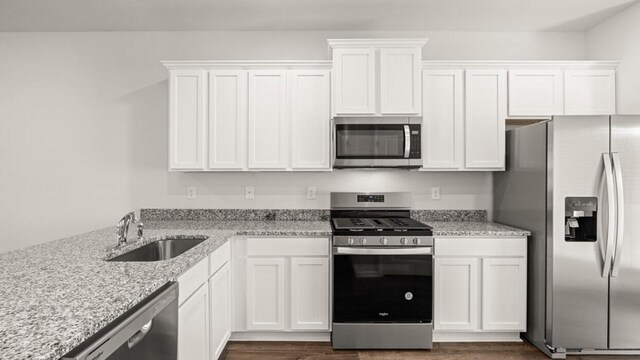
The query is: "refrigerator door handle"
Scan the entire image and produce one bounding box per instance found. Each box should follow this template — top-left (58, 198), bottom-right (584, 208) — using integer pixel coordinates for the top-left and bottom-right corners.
top-left (602, 153), bottom-right (616, 278)
top-left (611, 152), bottom-right (625, 277)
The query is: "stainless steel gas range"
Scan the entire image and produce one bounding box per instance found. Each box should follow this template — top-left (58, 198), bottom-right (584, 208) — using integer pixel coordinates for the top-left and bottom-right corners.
top-left (330, 192), bottom-right (433, 350)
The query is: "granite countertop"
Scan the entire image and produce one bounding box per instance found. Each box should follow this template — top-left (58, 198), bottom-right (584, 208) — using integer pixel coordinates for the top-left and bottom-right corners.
top-left (0, 220), bottom-right (331, 360)
top-left (0, 210), bottom-right (529, 360)
top-left (429, 221), bottom-right (531, 237)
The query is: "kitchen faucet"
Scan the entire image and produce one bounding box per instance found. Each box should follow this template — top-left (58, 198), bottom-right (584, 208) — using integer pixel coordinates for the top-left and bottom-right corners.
top-left (116, 211), bottom-right (144, 247)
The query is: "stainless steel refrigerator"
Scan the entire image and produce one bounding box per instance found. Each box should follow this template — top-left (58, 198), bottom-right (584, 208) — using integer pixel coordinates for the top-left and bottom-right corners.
top-left (494, 115), bottom-right (640, 358)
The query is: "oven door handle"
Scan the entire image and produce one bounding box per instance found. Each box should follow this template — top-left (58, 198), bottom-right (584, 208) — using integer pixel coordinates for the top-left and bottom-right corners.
top-left (404, 125), bottom-right (411, 158)
top-left (333, 247), bottom-right (432, 255)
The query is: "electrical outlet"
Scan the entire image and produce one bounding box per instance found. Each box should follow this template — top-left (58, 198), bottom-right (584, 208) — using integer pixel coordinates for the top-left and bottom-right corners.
top-left (187, 186), bottom-right (197, 199)
top-left (245, 186), bottom-right (255, 200)
top-left (306, 186), bottom-right (316, 200)
top-left (431, 187), bottom-right (441, 200)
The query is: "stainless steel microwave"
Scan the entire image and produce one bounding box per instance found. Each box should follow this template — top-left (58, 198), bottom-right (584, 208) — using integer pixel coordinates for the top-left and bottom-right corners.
top-left (333, 117), bottom-right (422, 169)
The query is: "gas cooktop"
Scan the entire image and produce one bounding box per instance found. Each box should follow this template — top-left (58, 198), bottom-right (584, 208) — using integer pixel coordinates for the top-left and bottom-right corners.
top-left (331, 217), bottom-right (431, 231)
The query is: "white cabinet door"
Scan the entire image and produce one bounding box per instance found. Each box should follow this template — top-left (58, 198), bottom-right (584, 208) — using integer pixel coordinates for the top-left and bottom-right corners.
top-left (422, 69), bottom-right (464, 169)
top-left (434, 258), bottom-right (479, 331)
top-left (246, 257), bottom-right (286, 330)
top-left (290, 257), bottom-right (330, 330)
top-left (178, 284), bottom-right (209, 360)
top-left (248, 70), bottom-right (288, 169)
top-left (380, 47), bottom-right (422, 115)
top-left (508, 70), bottom-right (564, 116)
top-left (290, 70), bottom-right (331, 170)
top-left (169, 70), bottom-right (206, 170)
top-left (481, 258), bottom-right (527, 331)
top-left (465, 69), bottom-right (507, 169)
top-left (564, 70), bottom-right (616, 115)
top-left (208, 70), bottom-right (247, 170)
top-left (209, 263), bottom-right (231, 360)
top-left (333, 48), bottom-right (376, 115)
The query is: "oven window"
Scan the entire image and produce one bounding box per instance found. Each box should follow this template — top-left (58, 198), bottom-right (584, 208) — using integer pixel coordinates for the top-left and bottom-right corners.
top-left (333, 254), bottom-right (432, 323)
top-left (335, 125), bottom-right (406, 158)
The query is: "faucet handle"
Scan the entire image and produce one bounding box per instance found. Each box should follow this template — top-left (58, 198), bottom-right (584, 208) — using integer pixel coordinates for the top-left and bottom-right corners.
top-left (137, 222), bottom-right (144, 241)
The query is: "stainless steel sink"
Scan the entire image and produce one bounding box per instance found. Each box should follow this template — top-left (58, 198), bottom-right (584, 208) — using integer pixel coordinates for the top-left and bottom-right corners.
top-left (108, 237), bottom-right (207, 262)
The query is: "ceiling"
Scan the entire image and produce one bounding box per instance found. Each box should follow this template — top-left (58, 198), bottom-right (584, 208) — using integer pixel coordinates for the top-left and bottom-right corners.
top-left (0, 0), bottom-right (637, 32)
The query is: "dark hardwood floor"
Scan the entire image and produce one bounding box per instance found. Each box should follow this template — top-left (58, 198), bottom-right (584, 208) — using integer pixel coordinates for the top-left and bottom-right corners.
top-left (221, 341), bottom-right (640, 360)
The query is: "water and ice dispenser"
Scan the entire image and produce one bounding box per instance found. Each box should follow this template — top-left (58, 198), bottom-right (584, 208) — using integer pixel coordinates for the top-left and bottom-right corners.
top-left (565, 197), bottom-right (597, 242)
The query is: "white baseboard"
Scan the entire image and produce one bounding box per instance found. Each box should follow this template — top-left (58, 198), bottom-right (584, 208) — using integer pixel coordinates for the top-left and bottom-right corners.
top-left (433, 331), bottom-right (522, 342)
top-left (230, 331), bottom-right (331, 342)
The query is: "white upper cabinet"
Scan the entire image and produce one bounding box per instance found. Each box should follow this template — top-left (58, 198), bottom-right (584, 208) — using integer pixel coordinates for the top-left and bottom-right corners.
top-left (422, 69), bottom-right (464, 170)
top-left (465, 69), bottom-right (507, 170)
top-left (332, 48), bottom-right (376, 115)
top-left (247, 70), bottom-right (289, 170)
top-left (508, 70), bottom-right (564, 116)
top-left (564, 70), bottom-right (616, 115)
top-left (329, 39), bottom-right (426, 117)
top-left (380, 47), bottom-right (422, 115)
top-left (290, 70), bottom-right (331, 170)
top-left (165, 62), bottom-right (331, 172)
top-left (169, 70), bottom-right (206, 170)
top-left (208, 71), bottom-right (248, 170)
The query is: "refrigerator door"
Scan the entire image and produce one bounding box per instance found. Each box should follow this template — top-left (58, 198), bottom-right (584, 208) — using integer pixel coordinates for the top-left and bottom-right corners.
top-left (548, 116), bottom-right (610, 350)
top-left (608, 115), bottom-right (640, 349)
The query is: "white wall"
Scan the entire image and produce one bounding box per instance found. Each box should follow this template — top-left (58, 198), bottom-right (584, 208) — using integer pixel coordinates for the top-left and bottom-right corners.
top-left (0, 30), bottom-right (587, 253)
top-left (587, 2), bottom-right (640, 113)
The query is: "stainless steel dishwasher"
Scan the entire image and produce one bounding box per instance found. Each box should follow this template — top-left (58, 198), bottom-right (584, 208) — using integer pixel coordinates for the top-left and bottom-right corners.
top-left (62, 282), bottom-right (178, 360)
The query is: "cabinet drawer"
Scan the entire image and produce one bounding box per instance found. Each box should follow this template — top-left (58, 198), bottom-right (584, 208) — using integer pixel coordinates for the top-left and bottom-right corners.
top-left (177, 257), bottom-right (209, 306)
top-left (209, 241), bottom-right (231, 276)
top-left (246, 237), bottom-right (329, 257)
top-left (434, 237), bottom-right (526, 257)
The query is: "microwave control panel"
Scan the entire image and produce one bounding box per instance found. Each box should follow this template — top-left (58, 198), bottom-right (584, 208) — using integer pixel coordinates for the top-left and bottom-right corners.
top-left (409, 126), bottom-right (421, 158)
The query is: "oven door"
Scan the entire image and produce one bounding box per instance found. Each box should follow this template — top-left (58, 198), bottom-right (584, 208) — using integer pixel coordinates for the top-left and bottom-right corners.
top-left (333, 247), bottom-right (433, 323)
top-left (333, 118), bottom-right (421, 168)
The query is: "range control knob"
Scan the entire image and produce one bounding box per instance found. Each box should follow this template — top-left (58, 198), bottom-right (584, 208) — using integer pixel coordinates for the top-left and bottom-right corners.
top-left (359, 237), bottom-right (367, 245)
top-left (413, 237), bottom-right (421, 245)
top-left (400, 237), bottom-right (408, 245)
top-left (380, 237), bottom-right (388, 245)
top-left (347, 237), bottom-right (355, 245)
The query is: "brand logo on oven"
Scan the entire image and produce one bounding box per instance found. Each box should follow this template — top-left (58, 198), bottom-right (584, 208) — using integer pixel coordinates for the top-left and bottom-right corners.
top-left (378, 312), bottom-right (389, 317)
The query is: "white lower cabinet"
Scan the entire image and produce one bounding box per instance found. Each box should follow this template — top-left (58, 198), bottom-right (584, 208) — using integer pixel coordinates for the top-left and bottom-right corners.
top-left (209, 262), bottom-right (231, 359)
top-left (177, 243), bottom-right (231, 360)
top-left (433, 237), bottom-right (527, 341)
top-left (178, 284), bottom-right (209, 360)
top-left (481, 257), bottom-right (527, 331)
top-left (246, 257), bottom-right (287, 330)
top-left (434, 258), bottom-right (479, 331)
top-left (290, 257), bottom-right (330, 330)
top-left (233, 237), bottom-right (331, 339)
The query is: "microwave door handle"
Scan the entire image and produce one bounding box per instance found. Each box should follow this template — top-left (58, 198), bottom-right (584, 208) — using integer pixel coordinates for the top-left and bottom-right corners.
top-left (404, 125), bottom-right (411, 158)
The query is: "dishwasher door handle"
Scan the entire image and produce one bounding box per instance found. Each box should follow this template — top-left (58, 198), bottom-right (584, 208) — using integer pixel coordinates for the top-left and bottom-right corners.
top-left (127, 320), bottom-right (154, 349)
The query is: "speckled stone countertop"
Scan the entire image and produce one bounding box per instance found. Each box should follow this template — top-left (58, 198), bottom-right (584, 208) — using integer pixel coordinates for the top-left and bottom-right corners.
top-left (0, 214), bottom-right (529, 360)
top-left (429, 221), bottom-right (530, 237)
top-left (0, 220), bottom-right (331, 360)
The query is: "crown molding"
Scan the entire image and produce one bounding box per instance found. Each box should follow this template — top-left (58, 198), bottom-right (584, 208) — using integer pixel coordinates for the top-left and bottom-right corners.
top-left (327, 38), bottom-right (428, 49)
top-left (162, 60), bottom-right (332, 70)
top-left (422, 60), bottom-right (620, 70)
